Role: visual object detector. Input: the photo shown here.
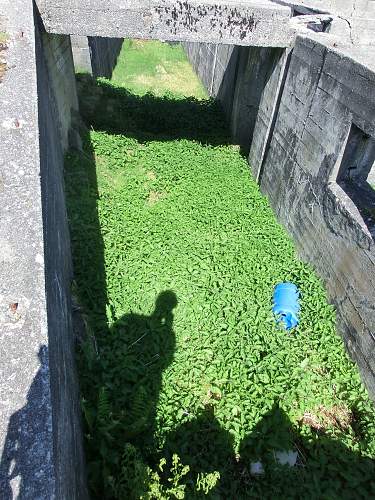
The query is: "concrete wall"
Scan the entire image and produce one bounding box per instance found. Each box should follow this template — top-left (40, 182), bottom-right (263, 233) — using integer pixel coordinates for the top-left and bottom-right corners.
top-left (184, 33), bottom-right (375, 397)
top-left (259, 34), bottom-right (375, 395)
top-left (274, 0), bottom-right (375, 45)
top-left (0, 0), bottom-right (87, 496)
top-left (183, 42), bottom-right (287, 154)
top-left (36, 24), bottom-right (87, 498)
top-left (42, 32), bottom-right (80, 151)
top-left (71, 35), bottom-right (123, 78)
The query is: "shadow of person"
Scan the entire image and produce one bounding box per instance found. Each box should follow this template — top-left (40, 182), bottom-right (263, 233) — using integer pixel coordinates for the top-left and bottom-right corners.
top-left (111, 290), bottom-right (177, 444)
top-left (82, 291), bottom-right (177, 497)
top-left (0, 346), bottom-right (54, 499)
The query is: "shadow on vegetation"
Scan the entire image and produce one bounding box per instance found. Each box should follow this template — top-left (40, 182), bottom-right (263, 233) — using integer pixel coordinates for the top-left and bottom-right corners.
top-left (76, 73), bottom-right (230, 146)
top-left (163, 404), bottom-right (375, 498)
top-left (64, 75), bottom-right (375, 498)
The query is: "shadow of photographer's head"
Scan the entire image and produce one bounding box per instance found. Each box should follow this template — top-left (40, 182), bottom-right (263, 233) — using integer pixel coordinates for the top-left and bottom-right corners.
top-left (153, 290), bottom-right (178, 320)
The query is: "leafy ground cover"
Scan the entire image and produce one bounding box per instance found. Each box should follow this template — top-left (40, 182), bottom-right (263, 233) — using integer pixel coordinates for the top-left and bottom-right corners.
top-left (111, 39), bottom-right (207, 99)
top-left (66, 41), bottom-right (375, 498)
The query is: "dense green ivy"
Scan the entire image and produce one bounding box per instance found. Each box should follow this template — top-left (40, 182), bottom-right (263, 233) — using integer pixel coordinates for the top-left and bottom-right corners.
top-left (65, 43), bottom-right (375, 499)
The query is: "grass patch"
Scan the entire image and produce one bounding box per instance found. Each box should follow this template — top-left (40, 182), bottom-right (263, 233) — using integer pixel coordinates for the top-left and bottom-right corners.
top-left (0, 31), bottom-right (8, 43)
top-left (111, 39), bottom-right (207, 99)
top-left (66, 41), bottom-right (375, 499)
top-left (0, 31), bottom-right (8, 83)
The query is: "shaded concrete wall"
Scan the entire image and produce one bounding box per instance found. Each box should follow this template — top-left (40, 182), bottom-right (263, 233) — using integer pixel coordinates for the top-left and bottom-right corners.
top-left (37, 25), bottom-right (87, 498)
top-left (71, 35), bottom-right (123, 78)
top-left (42, 32), bottom-right (80, 151)
top-left (183, 41), bottom-right (240, 122)
top-left (183, 42), bottom-right (286, 154)
top-left (0, 0), bottom-right (87, 496)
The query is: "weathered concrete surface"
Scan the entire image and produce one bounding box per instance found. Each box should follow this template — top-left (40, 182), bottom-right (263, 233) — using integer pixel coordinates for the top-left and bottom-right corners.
top-left (183, 41), bottom-right (241, 121)
top-left (183, 42), bottom-right (287, 154)
top-left (0, 0), bottom-right (87, 496)
top-left (230, 45), bottom-right (285, 153)
top-left (273, 0), bottom-right (375, 44)
top-left (43, 32), bottom-right (80, 151)
top-left (36, 24), bottom-right (87, 497)
top-left (71, 35), bottom-right (92, 73)
top-left (37, 0), bottom-right (294, 47)
top-left (248, 46), bottom-right (291, 179)
top-left (260, 34), bottom-right (375, 396)
top-left (0, 2), bottom-right (55, 496)
top-left (183, 41), bottom-right (218, 93)
top-left (71, 35), bottom-right (123, 78)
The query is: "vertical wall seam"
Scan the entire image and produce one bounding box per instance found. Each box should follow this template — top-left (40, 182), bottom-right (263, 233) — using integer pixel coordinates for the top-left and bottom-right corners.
top-left (257, 49), bottom-right (293, 184)
top-left (210, 43), bottom-right (218, 96)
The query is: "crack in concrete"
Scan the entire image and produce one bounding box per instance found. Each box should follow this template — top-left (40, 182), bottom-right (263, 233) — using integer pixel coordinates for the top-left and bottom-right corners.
top-left (338, 15), bottom-right (354, 44)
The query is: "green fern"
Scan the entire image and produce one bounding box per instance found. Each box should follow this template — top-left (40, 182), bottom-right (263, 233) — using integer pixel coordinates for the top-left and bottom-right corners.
top-left (114, 443), bottom-right (150, 499)
top-left (124, 385), bottom-right (151, 438)
top-left (97, 386), bottom-right (111, 427)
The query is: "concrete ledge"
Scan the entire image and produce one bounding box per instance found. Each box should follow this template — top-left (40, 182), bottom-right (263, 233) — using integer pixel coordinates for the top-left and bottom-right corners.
top-left (0, 0), bottom-right (87, 496)
top-left (273, 0), bottom-right (375, 45)
top-left (37, 0), bottom-right (293, 47)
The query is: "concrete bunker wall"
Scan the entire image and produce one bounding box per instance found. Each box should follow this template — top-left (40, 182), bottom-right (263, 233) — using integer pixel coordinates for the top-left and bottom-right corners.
top-left (183, 34), bottom-right (375, 395)
top-left (0, 2), bottom-right (86, 496)
top-left (182, 41), bottom-right (288, 155)
top-left (260, 35), bottom-right (375, 394)
top-left (71, 35), bottom-right (123, 78)
top-left (36, 25), bottom-right (87, 498)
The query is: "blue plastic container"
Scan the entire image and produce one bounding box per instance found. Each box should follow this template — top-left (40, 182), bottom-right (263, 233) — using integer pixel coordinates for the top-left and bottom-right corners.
top-left (272, 282), bottom-right (300, 330)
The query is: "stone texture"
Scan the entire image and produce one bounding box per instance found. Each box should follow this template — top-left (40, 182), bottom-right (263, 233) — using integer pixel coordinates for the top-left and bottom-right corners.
top-left (71, 35), bottom-right (123, 78)
top-left (37, 0), bottom-right (294, 47)
top-left (42, 32), bottom-right (80, 151)
top-left (259, 34), bottom-right (375, 397)
top-left (183, 42), bottom-right (287, 155)
top-left (273, 0), bottom-right (375, 45)
top-left (0, 0), bottom-right (87, 497)
top-left (248, 46), bottom-right (291, 179)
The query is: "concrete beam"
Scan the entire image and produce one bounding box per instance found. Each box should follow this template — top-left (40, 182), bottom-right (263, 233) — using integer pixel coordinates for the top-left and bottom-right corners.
top-left (37, 0), bottom-right (293, 47)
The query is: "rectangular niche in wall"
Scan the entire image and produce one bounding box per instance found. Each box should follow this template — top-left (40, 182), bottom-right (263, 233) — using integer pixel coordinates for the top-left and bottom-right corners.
top-left (333, 123), bottom-right (375, 236)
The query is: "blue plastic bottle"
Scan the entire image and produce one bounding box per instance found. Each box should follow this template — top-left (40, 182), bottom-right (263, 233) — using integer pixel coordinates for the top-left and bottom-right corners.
top-left (272, 282), bottom-right (300, 330)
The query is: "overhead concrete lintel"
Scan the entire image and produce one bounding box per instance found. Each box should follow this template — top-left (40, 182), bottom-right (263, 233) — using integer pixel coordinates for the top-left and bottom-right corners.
top-left (36, 0), bottom-right (294, 47)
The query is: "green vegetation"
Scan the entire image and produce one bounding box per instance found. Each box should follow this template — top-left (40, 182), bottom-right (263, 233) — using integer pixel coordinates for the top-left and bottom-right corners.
top-left (111, 39), bottom-right (207, 99)
top-left (66, 41), bottom-right (375, 498)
